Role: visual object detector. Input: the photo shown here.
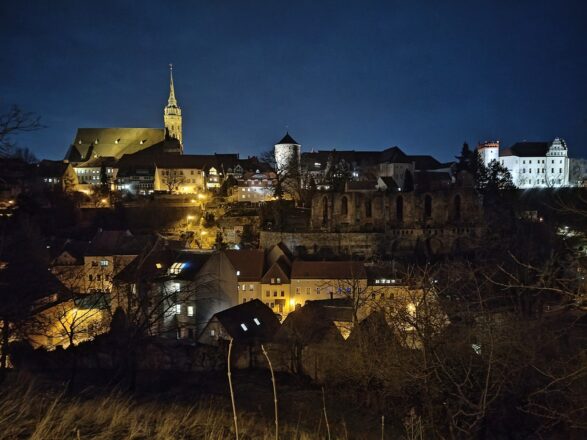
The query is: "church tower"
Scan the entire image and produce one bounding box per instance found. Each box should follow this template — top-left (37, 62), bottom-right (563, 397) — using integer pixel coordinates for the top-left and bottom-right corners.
top-left (164, 64), bottom-right (183, 149)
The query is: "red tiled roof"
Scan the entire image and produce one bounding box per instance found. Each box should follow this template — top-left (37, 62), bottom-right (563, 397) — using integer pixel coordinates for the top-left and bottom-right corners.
top-left (291, 261), bottom-right (367, 280)
top-left (223, 249), bottom-right (265, 281)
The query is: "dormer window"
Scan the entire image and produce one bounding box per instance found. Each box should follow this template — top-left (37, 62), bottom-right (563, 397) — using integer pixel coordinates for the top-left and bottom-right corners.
top-left (253, 318), bottom-right (260, 326)
top-left (115, 138), bottom-right (121, 144)
top-left (140, 139), bottom-right (147, 145)
top-left (95, 139), bottom-right (99, 144)
top-left (240, 323), bottom-right (248, 331)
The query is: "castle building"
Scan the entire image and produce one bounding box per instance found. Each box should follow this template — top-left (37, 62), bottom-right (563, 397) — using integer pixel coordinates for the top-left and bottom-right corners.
top-left (477, 138), bottom-right (570, 188)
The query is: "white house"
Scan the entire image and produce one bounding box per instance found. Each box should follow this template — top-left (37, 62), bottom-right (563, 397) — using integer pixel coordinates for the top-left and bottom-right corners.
top-left (478, 138), bottom-right (570, 188)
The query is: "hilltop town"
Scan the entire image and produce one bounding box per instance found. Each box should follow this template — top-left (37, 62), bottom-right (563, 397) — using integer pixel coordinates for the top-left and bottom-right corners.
top-left (1, 69), bottom-right (586, 438)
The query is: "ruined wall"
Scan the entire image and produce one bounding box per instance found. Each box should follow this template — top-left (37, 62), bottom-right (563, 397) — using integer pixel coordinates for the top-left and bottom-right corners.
top-left (310, 187), bottom-right (483, 232)
top-left (260, 225), bottom-right (484, 259)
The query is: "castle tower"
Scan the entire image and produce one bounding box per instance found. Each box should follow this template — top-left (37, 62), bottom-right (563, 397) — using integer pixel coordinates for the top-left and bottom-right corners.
top-left (274, 132), bottom-right (301, 174)
top-left (477, 140), bottom-right (500, 167)
top-left (164, 64), bottom-right (183, 149)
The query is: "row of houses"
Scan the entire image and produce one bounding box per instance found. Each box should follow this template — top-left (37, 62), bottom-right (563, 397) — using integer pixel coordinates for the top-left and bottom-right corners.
top-left (33, 231), bottom-right (425, 350)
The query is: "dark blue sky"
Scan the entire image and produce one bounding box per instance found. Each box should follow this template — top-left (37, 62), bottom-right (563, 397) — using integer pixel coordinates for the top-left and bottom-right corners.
top-left (1, 0), bottom-right (586, 161)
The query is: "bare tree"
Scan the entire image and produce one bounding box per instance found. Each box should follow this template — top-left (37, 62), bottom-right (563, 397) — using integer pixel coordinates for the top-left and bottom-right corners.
top-left (0, 105), bottom-right (43, 157)
top-left (161, 169), bottom-right (186, 193)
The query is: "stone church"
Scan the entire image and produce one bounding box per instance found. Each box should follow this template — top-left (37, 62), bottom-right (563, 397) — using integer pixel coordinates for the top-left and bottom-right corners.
top-left (64, 66), bottom-right (183, 163)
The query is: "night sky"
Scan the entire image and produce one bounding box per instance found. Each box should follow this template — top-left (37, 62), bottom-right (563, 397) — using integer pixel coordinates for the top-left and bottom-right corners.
top-left (1, 0), bottom-right (586, 161)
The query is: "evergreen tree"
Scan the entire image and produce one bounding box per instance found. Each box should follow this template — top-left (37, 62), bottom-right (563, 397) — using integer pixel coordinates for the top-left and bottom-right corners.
top-left (456, 142), bottom-right (472, 172)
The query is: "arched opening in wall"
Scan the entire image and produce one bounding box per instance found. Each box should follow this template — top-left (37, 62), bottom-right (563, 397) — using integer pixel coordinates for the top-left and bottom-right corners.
top-left (396, 196), bottom-right (404, 221)
top-left (453, 194), bottom-right (461, 221)
top-left (322, 197), bottom-right (329, 226)
top-left (341, 196), bottom-right (348, 215)
top-left (424, 195), bottom-right (432, 219)
top-left (365, 199), bottom-right (372, 218)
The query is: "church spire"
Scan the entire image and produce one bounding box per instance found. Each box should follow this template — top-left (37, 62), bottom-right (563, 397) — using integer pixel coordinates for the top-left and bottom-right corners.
top-left (164, 63), bottom-right (183, 150)
top-left (167, 63), bottom-right (178, 107)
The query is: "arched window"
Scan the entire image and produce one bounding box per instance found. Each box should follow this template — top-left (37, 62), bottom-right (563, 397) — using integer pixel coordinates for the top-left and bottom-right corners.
top-left (424, 195), bottom-right (432, 219)
top-left (454, 195), bottom-right (461, 221)
top-left (396, 196), bottom-right (404, 221)
top-left (365, 199), bottom-right (372, 218)
top-left (341, 196), bottom-right (348, 215)
top-left (322, 197), bottom-right (329, 225)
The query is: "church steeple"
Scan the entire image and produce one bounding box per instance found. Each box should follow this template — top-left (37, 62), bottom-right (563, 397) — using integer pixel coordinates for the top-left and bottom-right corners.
top-left (167, 64), bottom-right (178, 107)
top-left (164, 63), bottom-right (183, 149)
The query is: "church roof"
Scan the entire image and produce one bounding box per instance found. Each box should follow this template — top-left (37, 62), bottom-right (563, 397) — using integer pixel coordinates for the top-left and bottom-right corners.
top-left (74, 156), bottom-right (118, 168)
top-left (66, 128), bottom-right (166, 162)
top-left (502, 142), bottom-right (550, 158)
top-left (276, 132), bottom-right (299, 145)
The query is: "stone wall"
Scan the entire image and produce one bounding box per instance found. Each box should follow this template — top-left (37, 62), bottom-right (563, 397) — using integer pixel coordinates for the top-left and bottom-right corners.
top-left (310, 186), bottom-right (483, 232)
top-left (260, 226), bottom-right (485, 259)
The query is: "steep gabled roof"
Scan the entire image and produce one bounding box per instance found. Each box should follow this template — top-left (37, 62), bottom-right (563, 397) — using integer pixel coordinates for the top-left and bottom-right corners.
top-left (74, 156), bottom-right (118, 168)
top-left (261, 257), bottom-right (291, 284)
top-left (224, 249), bottom-right (265, 281)
top-left (379, 146), bottom-right (411, 164)
top-left (212, 299), bottom-right (281, 342)
top-left (67, 128), bottom-right (166, 162)
top-left (406, 155), bottom-right (447, 171)
top-left (291, 261), bottom-right (367, 280)
top-left (266, 242), bottom-right (293, 268)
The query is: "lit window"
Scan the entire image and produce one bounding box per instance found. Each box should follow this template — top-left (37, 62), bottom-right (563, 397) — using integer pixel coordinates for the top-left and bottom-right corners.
top-left (276, 277), bottom-right (281, 284)
top-left (175, 304), bottom-right (181, 315)
top-left (249, 284), bottom-right (254, 291)
top-left (254, 318), bottom-right (260, 325)
top-left (187, 306), bottom-right (194, 316)
top-left (241, 323), bottom-right (248, 331)
top-left (236, 270), bottom-right (240, 276)
top-left (100, 259), bottom-right (108, 267)
top-left (170, 262), bottom-right (186, 274)
top-left (155, 263), bottom-right (162, 269)
top-left (211, 329), bottom-right (215, 336)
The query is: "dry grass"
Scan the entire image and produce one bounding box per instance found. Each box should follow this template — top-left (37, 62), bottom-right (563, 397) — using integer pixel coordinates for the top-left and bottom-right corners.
top-left (0, 381), bottom-right (336, 440)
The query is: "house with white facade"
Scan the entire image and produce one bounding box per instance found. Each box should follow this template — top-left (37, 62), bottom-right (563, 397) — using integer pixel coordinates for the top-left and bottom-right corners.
top-left (478, 138), bottom-right (570, 188)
